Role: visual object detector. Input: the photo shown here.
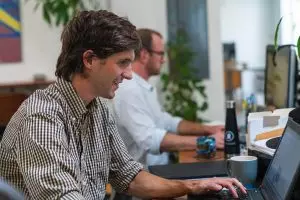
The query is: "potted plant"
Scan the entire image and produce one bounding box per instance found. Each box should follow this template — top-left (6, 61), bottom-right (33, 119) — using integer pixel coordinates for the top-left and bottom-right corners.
top-left (160, 29), bottom-right (208, 123)
top-left (28, 0), bottom-right (101, 26)
top-left (274, 17), bottom-right (300, 55)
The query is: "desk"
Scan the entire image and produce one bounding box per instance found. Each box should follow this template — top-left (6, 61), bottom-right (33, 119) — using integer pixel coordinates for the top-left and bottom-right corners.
top-left (151, 150), bottom-right (226, 200)
top-left (179, 150), bottom-right (225, 163)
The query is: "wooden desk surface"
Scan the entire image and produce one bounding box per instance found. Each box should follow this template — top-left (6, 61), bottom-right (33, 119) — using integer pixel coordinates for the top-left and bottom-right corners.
top-left (179, 150), bottom-right (225, 163)
top-left (0, 80), bottom-right (54, 89)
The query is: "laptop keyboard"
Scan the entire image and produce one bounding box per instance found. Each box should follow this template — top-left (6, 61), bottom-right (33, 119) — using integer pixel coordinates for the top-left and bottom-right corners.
top-left (247, 189), bottom-right (264, 200)
top-left (218, 188), bottom-right (264, 200)
top-left (216, 187), bottom-right (249, 199)
top-left (188, 188), bottom-right (264, 200)
top-left (236, 187), bottom-right (248, 199)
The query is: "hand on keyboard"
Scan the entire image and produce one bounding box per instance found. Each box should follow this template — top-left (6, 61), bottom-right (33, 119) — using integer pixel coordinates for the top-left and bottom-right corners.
top-left (215, 187), bottom-right (248, 199)
top-left (189, 187), bottom-right (249, 200)
top-left (185, 177), bottom-right (247, 198)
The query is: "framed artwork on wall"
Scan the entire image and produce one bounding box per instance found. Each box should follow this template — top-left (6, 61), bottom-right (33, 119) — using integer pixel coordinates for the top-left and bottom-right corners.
top-left (0, 0), bottom-right (21, 63)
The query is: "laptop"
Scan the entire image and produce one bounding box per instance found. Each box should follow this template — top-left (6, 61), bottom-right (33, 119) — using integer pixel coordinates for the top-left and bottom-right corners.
top-left (189, 118), bottom-right (300, 200)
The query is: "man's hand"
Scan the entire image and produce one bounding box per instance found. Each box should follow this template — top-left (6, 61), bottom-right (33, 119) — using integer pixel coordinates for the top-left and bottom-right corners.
top-left (128, 171), bottom-right (246, 199)
top-left (176, 121), bottom-right (225, 148)
top-left (204, 125), bottom-right (224, 135)
top-left (204, 125), bottom-right (224, 149)
top-left (211, 130), bottom-right (224, 149)
top-left (183, 177), bottom-right (246, 198)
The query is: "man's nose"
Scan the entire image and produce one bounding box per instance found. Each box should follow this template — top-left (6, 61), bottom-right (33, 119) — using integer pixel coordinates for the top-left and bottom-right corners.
top-left (123, 65), bottom-right (133, 80)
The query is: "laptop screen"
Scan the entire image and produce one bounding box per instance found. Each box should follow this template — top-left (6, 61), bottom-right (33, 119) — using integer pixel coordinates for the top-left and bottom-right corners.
top-left (261, 119), bottom-right (300, 200)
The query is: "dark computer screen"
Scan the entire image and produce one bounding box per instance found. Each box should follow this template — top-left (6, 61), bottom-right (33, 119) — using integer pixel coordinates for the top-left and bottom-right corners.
top-left (264, 45), bottom-right (298, 108)
top-left (261, 119), bottom-right (300, 200)
top-left (223, 43), bottom-right (236, 61)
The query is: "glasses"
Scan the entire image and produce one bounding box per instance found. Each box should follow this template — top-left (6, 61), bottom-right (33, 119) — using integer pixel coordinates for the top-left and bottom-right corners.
top-left (147, 49), bottom-right (165, 57)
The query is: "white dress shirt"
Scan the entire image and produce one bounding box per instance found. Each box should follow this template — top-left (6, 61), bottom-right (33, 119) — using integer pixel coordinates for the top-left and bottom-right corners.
top-left (113, 73), bottom-right (182, 167)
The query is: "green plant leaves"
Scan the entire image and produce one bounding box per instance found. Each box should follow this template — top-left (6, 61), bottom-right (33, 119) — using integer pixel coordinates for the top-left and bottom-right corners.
top-left (30, 0), bottom-right (100, 26)
top-left (274, 16), bottom-right (283, 51)
top-left (274, 16), bottom-right (300, 59)
top-left (42, 3), bottom-right (51, 25)
top-left (161, 29), bottom-right (208, 122)
top-left (297, 36), bottom-right (300, 58)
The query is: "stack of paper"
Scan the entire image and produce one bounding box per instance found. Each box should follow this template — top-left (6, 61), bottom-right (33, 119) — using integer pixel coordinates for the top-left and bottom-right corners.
top-left (247, 108), bottom-right (294, 156)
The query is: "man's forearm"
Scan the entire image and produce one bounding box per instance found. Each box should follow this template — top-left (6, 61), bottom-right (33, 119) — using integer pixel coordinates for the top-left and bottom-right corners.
top-left (177, 120), bottom-right (209, 135)
top-left (160, 133), bottom-right (197, 152)
top-left (127, 171), bottom-right (190, 199)
top-left (128, 172), bottom-right (247, 199)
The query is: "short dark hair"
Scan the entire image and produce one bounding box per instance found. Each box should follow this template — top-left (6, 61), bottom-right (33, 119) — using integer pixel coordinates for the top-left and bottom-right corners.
top-left (55, 10), bottom-right (141, 81)
top-left (135, 28), bottom-right (162, 59)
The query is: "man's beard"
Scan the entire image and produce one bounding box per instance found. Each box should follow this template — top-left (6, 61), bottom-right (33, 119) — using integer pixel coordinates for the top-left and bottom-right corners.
top-left (147, 63), bottom-right (160, 76)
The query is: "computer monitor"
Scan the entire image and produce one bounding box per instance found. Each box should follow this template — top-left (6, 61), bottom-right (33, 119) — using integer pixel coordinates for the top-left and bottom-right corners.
top-left (264, 45), bottom-right (298, 108)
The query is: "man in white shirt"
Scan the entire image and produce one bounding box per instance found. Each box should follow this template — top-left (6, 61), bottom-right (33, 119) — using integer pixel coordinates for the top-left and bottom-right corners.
top-left (114, 28), bottom-right (224, 167)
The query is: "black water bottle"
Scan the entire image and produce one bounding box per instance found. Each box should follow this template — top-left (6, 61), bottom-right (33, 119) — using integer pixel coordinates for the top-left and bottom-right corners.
top-left (224, 100), bottom-right (240, 159)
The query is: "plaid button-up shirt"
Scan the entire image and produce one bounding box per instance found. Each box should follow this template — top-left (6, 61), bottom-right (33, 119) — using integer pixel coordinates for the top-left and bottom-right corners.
top-left (0, 78), bottom-right (143, 200)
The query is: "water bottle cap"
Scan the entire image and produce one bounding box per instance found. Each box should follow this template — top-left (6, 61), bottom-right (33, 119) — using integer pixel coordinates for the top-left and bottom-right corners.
top-left (226, 100), bottom-right (235, 108)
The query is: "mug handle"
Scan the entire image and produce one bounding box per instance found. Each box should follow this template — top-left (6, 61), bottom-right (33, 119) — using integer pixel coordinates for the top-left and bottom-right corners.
top-left (226, 159), bottom-right (232, 177)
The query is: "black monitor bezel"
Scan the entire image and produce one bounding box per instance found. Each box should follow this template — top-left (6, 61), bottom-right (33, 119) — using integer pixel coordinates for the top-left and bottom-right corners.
top-left (264, 45), bottom-right (298, 108)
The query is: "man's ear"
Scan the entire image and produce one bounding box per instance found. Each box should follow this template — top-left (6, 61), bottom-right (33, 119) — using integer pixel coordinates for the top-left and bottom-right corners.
top-left (82, 50), bottom-right (95, 70)
top-left (139, 48), bottom-right (150, 64)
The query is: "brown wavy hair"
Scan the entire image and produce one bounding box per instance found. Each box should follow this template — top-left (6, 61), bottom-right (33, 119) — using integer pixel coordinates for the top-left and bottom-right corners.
top-left (135, 28), bottom-right (162, 59)
top-left (55, 10), bottom-right (141, 81)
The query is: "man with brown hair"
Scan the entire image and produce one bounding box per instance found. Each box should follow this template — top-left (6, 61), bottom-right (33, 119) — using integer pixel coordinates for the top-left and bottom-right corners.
top-left (0, 11), bottom-right (245, 200)
top-left (114, 28), bottom-right (224, 167)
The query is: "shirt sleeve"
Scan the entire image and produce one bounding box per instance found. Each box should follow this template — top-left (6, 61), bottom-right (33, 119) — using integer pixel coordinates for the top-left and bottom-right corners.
top-left (115, 90), bottom-right (169, 155)
top-left (16, 112), bottom-right (85, 200)
top-left (161, 111), bottom-right (182, 133)
top-left (107, 112), bottom-right (143, 193)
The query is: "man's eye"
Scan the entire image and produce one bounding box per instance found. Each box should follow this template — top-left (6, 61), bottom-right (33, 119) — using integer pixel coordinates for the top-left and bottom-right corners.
top-left (119, 60), bottom-right (131, 67)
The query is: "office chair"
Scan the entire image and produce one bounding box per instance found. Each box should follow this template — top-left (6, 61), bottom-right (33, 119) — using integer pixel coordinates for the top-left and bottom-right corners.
top-left (0, 126), bottom-right (5, 140)
top-left (0, 93), bottom-right (27, 126)
top-left (0, 179), bottom-right (23, 200)
top-left (0, 93), bottom-right (27, 140)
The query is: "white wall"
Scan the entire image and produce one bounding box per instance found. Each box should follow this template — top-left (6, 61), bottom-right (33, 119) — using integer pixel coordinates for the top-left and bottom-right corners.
top-left (220, 0), bottom-right (280, 69)
top-left (0, 0), bottom-right (226, 121)
top-left (110, 0), bottom-right (167, 39)
top-left (111, 0), bottom-right (226, 121)
top-left (0, 1), bottom-right (62, 83)
top-left (280, 0), bottom-right (294, 44)
top-left (110, 0), bottom-right (167, 97)
top-left (202, 0), bottom-right (226, 122)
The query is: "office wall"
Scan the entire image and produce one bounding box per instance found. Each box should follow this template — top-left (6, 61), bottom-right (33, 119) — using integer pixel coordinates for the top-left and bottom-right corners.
top-left (111, 0), bottom-right (225, 122)
top-left (0, 1), bottom-right (62, 83)
top-left (220, 0), bottom-right (280, 69)
top-left (203, 0), bottom-right (225, 122)
top-left (110, 0), bottom-right (167, 39)
top-left (0, 0), bottom-right (226, 121)
top-left (0, 0), bottom-right (111, 84)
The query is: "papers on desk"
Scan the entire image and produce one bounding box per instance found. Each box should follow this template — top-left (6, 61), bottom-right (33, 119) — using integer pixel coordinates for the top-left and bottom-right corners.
top-left (249, 138), bottom-right (276, 156)
top-left (247, 108), bottom-right (294, 156)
